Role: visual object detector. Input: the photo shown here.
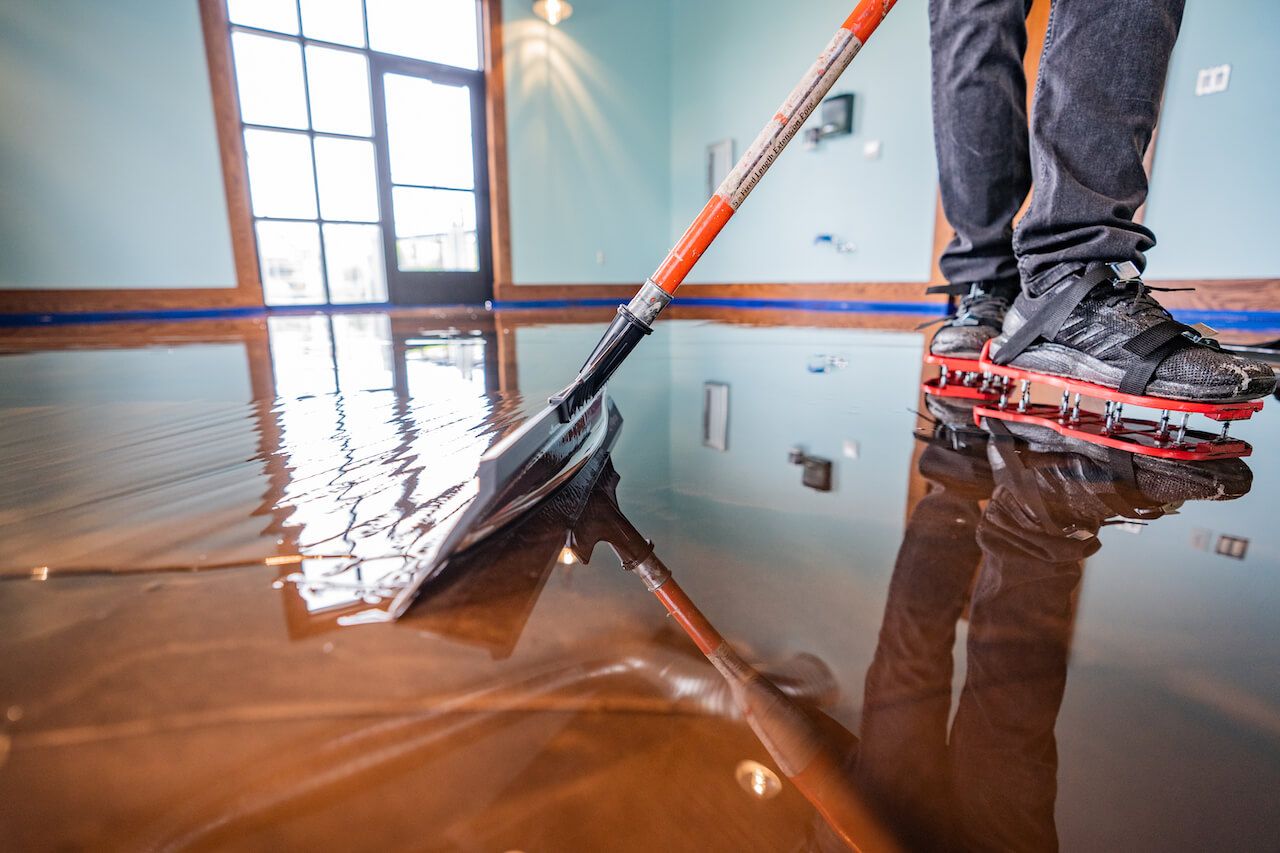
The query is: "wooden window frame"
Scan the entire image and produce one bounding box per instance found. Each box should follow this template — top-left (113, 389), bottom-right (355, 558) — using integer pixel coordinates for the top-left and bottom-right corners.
top-left (0, 0), bottom-right (511, 314)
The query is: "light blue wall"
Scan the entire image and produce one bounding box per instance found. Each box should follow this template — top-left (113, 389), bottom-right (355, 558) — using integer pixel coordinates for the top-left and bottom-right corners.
top-left (504, 0), bottom-right (935, 287)
top-left (667, 0), bottom-right (937, 284)
top-left (0, 0), bottom-right (235, 290)
top-left (502, 0), bottom-right (672, 284)
top-left (1143, 0), bottom-right (1280, 280)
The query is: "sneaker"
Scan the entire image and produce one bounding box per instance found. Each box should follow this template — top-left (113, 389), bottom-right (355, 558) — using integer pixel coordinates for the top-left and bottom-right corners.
top-left (986, 418), bottom-right (1253, 506)
top-left (990, 262), bottom-right (1276, 403)
top-left (982, 418), bottom-right (1252, 542)
top-left (926, 280), bottom-right (1020, 359)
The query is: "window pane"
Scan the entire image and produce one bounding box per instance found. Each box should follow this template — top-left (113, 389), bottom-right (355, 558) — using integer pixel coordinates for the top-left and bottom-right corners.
top-left (366, 0), bottom-right (480, 70)
top-left (333, 314), bottom-right (394, 391)
top-left (300, 0), bottom-right (366, 46)
top-left (314, 138), bottom-right (379, 221)
top-left (324, 224), bottom-right (388, 304)
top-left (385, 74), bottom-right (474, 190)
top-left (257, 221), bottom-right (325, 306)
top-left (392, 187), bottom-right (478, 272)
top-left (244, 129), bottom-right (317, 218)
top-left (267, 316), bottom-right (337, 396)
top-left (232, 32), bottom-right (308, 129)
top-left (228, 0), bottom-right (299, 34)
top-left (305, 46), bottom-right (372, 136)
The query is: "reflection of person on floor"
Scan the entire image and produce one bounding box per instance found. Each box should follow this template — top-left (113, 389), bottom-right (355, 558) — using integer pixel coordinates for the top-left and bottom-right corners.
top-left (856, 436), bottom-right (1083, 852)
top-left (849, 401), bottom-right (1253, 852)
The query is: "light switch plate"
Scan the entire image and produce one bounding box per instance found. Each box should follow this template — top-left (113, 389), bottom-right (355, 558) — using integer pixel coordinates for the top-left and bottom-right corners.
top-left (1195, 64), bottom-right (1231, 96)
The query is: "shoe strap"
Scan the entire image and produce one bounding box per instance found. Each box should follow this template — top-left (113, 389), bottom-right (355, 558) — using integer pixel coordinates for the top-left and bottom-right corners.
top-left (992, 264), bottom-right (1117, 365)
top-left (926, 282), bottom-right (979, 296)
top-left (1117, 319), bottom-right (1201, 395)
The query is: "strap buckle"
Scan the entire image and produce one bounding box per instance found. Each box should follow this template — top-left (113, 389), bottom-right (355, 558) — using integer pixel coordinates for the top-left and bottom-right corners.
top-left (1106, 261), bottom-right (1142, 284)
top-left (1183, 322), bottom-right (1220, 349)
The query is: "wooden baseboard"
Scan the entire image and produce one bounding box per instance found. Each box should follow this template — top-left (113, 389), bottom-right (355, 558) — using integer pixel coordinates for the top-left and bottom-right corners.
top-left (4, 277), bottom-right (1276, 318)
top-left (0, 287), bottom-right (258, 314)
top-left (1147, 279), bottom-right (1280, 313)
top-left (493, 278), bottom-right (1280, 313)
top-left (493, 281), bottom-right (946, 304)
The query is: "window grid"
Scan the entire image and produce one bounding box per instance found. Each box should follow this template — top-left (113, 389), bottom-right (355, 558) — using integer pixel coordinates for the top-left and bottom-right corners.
top-left (231, 2), bottom-right (384, 305)
top-left (229, 0), bottom-right (488, 306)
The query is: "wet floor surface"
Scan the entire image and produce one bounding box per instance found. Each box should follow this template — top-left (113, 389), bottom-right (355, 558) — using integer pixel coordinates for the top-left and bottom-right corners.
top-left (1, 308), bottom-right (1278, 851)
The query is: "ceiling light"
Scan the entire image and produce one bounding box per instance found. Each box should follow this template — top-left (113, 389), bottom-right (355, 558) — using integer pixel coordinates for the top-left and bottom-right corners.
top-left (533, 0), bottom-right (573, 25)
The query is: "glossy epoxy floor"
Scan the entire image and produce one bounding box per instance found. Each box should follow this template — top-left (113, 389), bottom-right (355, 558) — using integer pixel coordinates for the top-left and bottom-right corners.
top-left (1, 308), bottom-right (1278, 851)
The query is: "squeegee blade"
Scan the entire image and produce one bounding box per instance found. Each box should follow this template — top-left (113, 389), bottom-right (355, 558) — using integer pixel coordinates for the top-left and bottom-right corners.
top-left (342, 390), bottom-right (611, 624)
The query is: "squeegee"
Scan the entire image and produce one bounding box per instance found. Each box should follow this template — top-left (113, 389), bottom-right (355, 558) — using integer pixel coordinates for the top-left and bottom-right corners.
top-left (372, 0), bottom-right (900, 621)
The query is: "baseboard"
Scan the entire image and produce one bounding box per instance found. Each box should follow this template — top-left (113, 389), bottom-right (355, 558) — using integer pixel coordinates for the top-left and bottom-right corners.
top-left (1147, 279), bottom-right (1280, 313)
top-left (5, 277), bottom-right (1275, 318)
top-left (495, 278), bottom-right (1280, 313)
top-left (493, 281), bottom-right (947, 304)
top-left (0, 287), bottom-right (258, 314)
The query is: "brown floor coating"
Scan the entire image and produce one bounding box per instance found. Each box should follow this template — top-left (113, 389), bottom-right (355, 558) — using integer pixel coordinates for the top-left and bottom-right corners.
top-left (1, 308), bottom-right (1278, 851)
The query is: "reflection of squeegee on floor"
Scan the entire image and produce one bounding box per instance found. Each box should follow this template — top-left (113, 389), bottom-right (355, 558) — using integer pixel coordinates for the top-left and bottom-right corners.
top-left (376, 1), bottom-right (901, 621)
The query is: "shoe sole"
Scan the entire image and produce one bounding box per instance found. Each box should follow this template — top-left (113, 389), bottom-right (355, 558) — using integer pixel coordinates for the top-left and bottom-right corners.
top-left (986, 419), bottom-right (1253, 499)
top-left (990, 341), bottom-right (1277, 403)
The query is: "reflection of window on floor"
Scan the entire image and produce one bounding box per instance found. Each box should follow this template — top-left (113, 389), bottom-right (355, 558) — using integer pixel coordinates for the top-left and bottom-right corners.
top-left (404, 335), bottom-right (487, 399)
top-left (267, 314), bottom-right (394, 397)
top-left (227, 0), bottom-right (483, 305)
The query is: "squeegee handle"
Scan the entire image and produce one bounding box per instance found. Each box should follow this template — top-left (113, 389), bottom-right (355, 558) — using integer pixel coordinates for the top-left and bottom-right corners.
top-left (624, 0), bottom-right (899, 326)
top-left (550, 0), bottom-right (898, 421)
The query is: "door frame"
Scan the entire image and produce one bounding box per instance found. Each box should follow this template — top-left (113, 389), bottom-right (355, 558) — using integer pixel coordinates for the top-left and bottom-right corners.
top-left (197, 0), bottom-right (511, 309)
top-left (370, 52), bottom-right (493, 305)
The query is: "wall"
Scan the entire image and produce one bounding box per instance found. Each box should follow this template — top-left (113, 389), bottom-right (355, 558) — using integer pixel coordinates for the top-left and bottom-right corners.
top-left (502, 0), bottom-right (935, 288)
top-left (668, 0), bottom-right (937, 284)
top-left (502, 0), bottom-right (672, 284)
top-left (0, 0), bottom-right (236, 290)
top-left (1143, 0), bottom-right (1280, 280)
top-left (505, 0), bottom-right (1279, 290)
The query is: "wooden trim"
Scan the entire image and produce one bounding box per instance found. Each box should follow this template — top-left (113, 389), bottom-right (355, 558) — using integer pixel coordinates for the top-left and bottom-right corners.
top-left (667, 306), bottom-right (929, 330)
top-left (199, 0), bottom-right (262, 304)
top-left (1134, 122), bottom-right (1157, 225)
top-left (493, 310), bottom-right (521, 395)
top-left (494, 281), bottom-right (948, 304)
top-left (1147, 278), bottom-right (1280, 313)
top-left (482, 0), bottom-right (514, 291)
top-left (491, 277), bottom-right (1280, 314)
top-left (928, 188), bottom-right (950, 285)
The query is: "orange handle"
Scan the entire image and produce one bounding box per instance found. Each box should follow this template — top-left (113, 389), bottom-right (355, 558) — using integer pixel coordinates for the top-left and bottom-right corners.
top-left (648, 0), bottom-right (899, 297)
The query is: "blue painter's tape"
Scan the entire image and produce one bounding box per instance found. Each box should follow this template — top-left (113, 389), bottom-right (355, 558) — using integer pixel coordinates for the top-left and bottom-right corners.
top-left (3, 298), bottom-right (1279, 332)
top-left (490, 296), bottom-right (946, 315)
top-left (492, 297), bottom-right (1280, 331)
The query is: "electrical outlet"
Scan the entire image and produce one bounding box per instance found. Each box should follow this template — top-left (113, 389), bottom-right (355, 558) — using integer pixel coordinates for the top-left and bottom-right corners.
top-left (1214, 534), bottom-right (1248, 560)
top-left (863, 139), bottom-right (882, 160)
top-left (1195, 64), bottom-right (1231, 96)
top-left (595, 250), bottom-right (606, 265)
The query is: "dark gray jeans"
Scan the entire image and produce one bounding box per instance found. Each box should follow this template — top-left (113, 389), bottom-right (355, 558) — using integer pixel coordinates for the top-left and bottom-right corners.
top-left (930, 0), bottom-right (1186, 294)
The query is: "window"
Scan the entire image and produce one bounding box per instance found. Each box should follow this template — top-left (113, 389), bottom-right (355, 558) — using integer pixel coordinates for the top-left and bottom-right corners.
top-left (228, 0), bottom-right (490, 306)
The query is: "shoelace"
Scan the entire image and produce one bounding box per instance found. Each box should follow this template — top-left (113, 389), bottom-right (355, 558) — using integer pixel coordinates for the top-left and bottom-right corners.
top-left (918, 283), bottom-right (1011, 329)
top-left (957, 289), bottom-right (1010, 323)
top-left (1099, 278), bottom-right (1192, 321)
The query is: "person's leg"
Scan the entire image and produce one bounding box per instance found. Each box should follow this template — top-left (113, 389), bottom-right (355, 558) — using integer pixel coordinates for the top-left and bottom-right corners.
top-left (993, 0), bottom-right (1276, 402)
top-left (949, 487), bottom-right (1088, 853)
top-left (855, 444), bottom-right (991, 848)
top-left (1015, 0), bottom-right (1182, 289)
top-left (925, 0), bottom-right (1033, 358)
top-left (931, 0), bottom-right (1035, 286)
